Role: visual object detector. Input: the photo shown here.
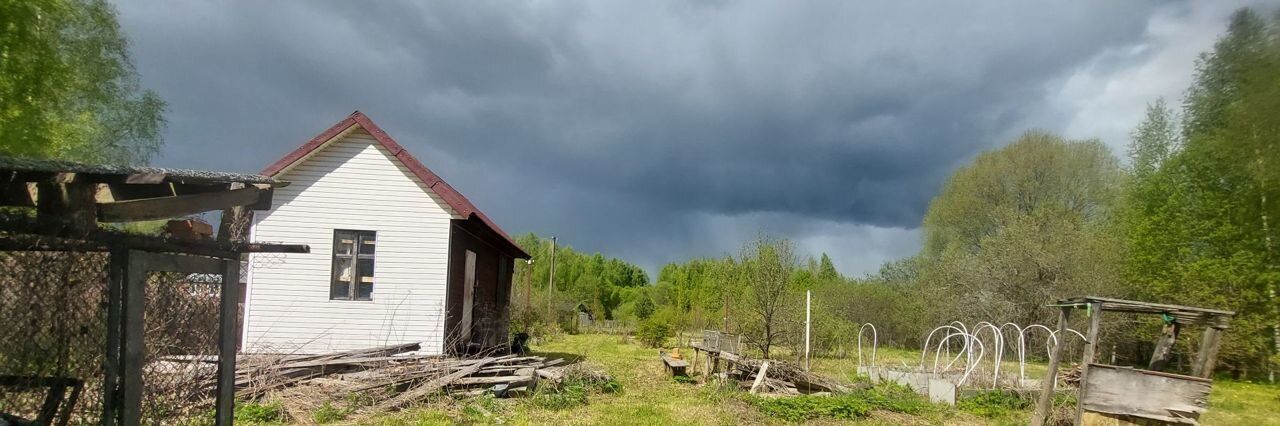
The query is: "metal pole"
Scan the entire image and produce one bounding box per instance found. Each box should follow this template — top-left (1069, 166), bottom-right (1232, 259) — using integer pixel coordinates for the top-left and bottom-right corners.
top-left (546, 236), bottom-right (556, 322)
top-left (804, 290), bottom-right (812, 371)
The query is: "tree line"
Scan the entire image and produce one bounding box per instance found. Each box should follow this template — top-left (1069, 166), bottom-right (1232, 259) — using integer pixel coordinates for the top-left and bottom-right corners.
top-left (604, 8), bottom-right (1279, 379)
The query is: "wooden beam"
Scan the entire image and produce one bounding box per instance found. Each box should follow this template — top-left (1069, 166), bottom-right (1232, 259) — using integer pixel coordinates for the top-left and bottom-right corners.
top-left (97, 186), bottom-right (264, 222)
top-left (1033, 306), bottom-right (1072, 426)
top-left (0, 180), bottom-right (35, 207)
top-left (215, 258), bottom-right (240, 426)
top-left (37, 181), bottom-right (97, 235)
top-left (1192, 327), bottom-right (1224, 378)
top-left (121, 250), bottom-right (146, 426)
top-left (1074, 301), bottom-right (1104, 424)
top-left (134, 251), bottom-right (224, 274)
top-left (1148, 323), bottom-right (1181, 371)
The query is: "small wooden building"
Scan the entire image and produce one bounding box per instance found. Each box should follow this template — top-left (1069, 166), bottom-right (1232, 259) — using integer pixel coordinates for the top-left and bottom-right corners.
top-left (242, 111), bottom-right (529, 355)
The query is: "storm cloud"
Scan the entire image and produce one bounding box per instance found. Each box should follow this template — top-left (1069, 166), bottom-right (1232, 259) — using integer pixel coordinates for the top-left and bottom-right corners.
top-left (113, 0), bottom-right (1266, 276)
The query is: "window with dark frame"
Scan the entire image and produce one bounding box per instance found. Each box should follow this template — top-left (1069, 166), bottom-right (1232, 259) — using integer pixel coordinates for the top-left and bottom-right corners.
top-left (331, 229), bottom-right (375, 300)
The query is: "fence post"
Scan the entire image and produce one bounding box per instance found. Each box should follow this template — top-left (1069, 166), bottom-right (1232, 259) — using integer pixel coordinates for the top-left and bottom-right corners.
top-left (121, 250), bottom-right (147, 426)
top-left (216, 257), bottom-right (241, 425)
top-left (101, 247), bottom-right (127, 426)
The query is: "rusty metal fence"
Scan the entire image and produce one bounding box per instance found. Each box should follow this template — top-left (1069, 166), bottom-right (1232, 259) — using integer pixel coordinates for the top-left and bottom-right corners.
top-left (0, 247), bottom-right (232, 425)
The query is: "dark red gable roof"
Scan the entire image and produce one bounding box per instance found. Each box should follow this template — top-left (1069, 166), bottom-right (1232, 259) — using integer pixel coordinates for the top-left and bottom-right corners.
top-left (262, 111), bottom-right (529, 258)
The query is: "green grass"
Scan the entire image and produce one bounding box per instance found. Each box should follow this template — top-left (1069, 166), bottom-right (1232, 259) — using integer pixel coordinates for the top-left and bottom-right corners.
top-left (1201, 380), bottom-right (1280, 425)
top-left (340, 334), bottom-right (1278, 425)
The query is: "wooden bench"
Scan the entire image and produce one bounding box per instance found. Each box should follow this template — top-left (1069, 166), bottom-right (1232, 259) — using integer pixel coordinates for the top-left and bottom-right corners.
top-left (660, 352), bottom-right (690, 377)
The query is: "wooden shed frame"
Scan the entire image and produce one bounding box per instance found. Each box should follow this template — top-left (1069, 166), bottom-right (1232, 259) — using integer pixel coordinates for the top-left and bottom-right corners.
top-left (1031, 296), bottom-right (1234, 426)
top-left (1, 156), bottom-right (309, 425)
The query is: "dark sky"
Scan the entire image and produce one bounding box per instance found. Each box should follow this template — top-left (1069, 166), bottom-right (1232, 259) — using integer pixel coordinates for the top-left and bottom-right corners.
top-left (113, 0), bottom-right (1265, 277)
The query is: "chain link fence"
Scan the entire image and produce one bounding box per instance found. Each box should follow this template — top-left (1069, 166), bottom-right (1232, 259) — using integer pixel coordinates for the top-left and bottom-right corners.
top-left (0, 250), bottom-right (108, 425)
top-left (0, 247), bottom-right (228, 424)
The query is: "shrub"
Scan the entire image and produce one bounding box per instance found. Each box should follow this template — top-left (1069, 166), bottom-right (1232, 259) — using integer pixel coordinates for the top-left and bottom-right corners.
top-left (312, 401), bottom-right (352, 424)
top-left (530, 383), bottom-right (589, 410)
top-left (958, 391), bottom-right (1032, 418)
top-left (673, 375), bottom-right (697, 384)
top-left (636, 317), bottom-right (672, 348)
top-left (235, 400), bottom-right (284, 424)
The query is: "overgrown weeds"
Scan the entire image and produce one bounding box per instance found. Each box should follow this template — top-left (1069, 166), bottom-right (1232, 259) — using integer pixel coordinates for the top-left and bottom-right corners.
top-left (957, 391), bottom-right (1032, 419)
top-left (749, 382), bottom-right (939, 422)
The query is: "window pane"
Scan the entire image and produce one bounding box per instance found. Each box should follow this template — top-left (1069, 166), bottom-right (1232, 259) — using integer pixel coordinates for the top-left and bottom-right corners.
top-left (331, 257), bottom-right (354, 299)
top-left (358, 232), bottom-right (376, 256)
top-left (334, 230), bottom-right (356, 256)
top-left (357, 258), bottom-right (374, 283)
top-left (330, 281), bottom-right (351, 300)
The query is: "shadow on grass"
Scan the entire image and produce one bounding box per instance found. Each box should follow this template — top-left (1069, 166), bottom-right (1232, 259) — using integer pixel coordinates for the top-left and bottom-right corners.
top-left (530, 350), bottom-right (586, 364)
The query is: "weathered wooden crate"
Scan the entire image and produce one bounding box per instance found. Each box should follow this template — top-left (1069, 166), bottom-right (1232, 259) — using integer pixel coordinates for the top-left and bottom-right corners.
top-left (1080, 364), bottom-right (1211, 425)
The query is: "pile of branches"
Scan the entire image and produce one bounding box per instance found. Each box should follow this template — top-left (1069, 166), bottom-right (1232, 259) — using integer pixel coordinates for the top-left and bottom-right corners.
top-left (196, 342), bottom-right (590, 411)
top-left (719, 352), bottom-right (854, 395)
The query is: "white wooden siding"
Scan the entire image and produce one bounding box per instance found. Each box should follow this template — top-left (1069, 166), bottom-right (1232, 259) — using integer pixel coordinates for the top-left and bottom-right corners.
top-left (243, 128), bottom-right (459, 355)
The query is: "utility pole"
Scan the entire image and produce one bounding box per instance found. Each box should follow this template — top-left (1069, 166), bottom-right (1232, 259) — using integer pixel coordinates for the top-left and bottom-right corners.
top-left (546, 236), bottom-right (557, 322)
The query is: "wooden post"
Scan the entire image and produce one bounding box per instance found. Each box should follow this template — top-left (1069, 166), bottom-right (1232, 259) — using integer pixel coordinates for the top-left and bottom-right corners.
top-left (1074, 302), bottom-right (1104, 424)
top-left (215, 257), bottom-right (241, 425)
top-left (121, 250), bottom-right (146, 426)
top-left (1193, 327), bottom-right (1224, 378)
top-left (1033, 306), bottom-right (1072, 426)
top-left (36, 181), bottom-right (97, 236)
top-left (101, 247), bottom-right (127, 426)
top-left (1148, 322), bottom-right (1181, 371)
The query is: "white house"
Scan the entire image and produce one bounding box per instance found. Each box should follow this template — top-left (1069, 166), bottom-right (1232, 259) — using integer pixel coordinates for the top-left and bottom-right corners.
top-left (241, 111), bottom-right (529, 355)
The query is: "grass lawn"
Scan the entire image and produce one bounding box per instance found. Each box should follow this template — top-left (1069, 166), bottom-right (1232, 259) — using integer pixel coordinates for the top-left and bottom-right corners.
top-left (324, 333), bottom-right (1276, 425)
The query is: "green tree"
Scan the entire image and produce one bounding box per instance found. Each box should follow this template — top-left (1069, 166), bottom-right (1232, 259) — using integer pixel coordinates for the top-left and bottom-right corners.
top-left (1123, 8), bottom-right (1280, 377)
top-left (736, 235), bottom-right (800, 359)
top-left (0, 0), bottom-right (165, 164)
top-left (1127, 99), bottom-right (1179, 178)
top-left (921, 131), bottom-right (1125, 326)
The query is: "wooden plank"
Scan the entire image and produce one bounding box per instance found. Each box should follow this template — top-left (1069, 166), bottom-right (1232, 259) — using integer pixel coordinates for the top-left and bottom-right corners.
top-left (135, 251), bottom-right (224, 274)
top-left (98, 186), bottom-right (265, 222)
top-left (1076, 301), bottom-right (1104, 423)
top-left (750, 362), bottom-right (770, 394)
top-left (372, 357), bottom-right (503, 411)
top-left (215, 258), bottom-right (240, 426)
top-left (121, 250), bottom-right (146, 426)
top-left (452, 375), bottom-right (535, 386)
top-left (1033, 306), bottom-right (1072, 426)
top-left (1081, 364), bottom-right (1211, 423)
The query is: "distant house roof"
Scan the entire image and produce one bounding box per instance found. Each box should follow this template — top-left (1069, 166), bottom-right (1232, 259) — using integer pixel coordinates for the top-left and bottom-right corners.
top-left (262, 111), bottom-right (529, 259)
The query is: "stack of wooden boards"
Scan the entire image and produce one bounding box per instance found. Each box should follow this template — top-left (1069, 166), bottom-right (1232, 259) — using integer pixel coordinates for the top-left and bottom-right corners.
top-left (198, 343), bottom-right (582, 410)
top-left (717, 352), bottom-right (852, 396)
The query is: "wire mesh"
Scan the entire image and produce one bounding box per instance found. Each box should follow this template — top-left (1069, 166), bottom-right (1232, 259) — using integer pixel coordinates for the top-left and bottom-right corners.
top-left (0, 246), bottom-right (229, 425)
top-left (0, 250), bottom-right (108, 425)
top-left (141, 270), bottom-right (222, 422)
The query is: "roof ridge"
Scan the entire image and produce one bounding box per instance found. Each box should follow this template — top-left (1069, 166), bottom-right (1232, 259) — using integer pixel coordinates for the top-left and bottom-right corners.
top-left (261, 112), bottom-right (528, 258)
